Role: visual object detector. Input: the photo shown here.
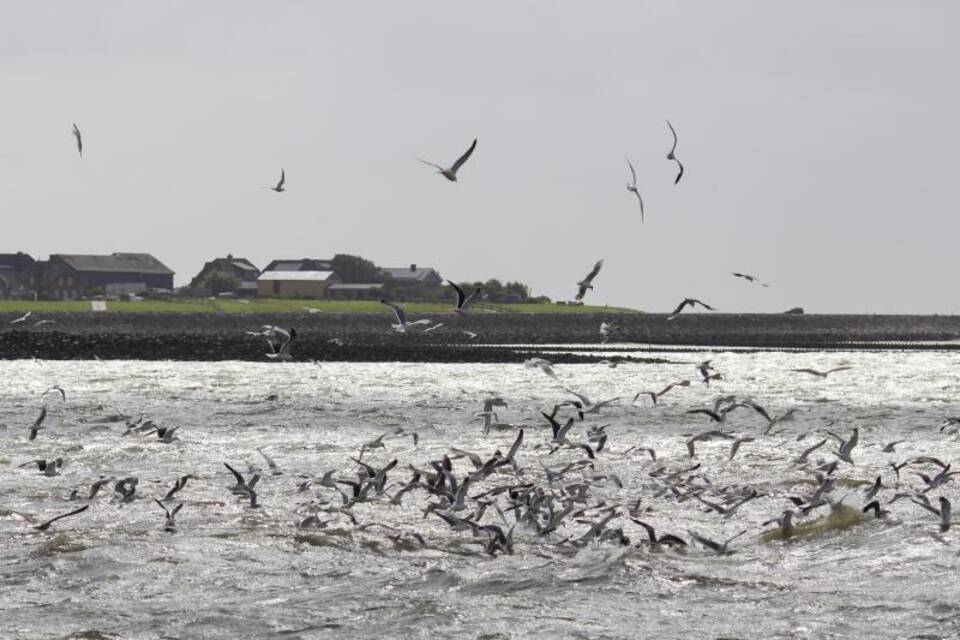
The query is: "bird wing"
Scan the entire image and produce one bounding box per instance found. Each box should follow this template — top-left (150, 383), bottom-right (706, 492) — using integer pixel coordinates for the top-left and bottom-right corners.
top-left (380, 299), bottom-right (406, 325)
top-left (461, 287), bottom-right (482, 309)
top-left (449, 138), bottom-right (477, 175)
top-left (276, 169), bottom-right (285, 189)
top-left (415, 157), bottom-right (445, 171)
top-left (673, 158), bottom-right (684, 184)
top-left (669, 299), bottom-right (690, 316)
top-left (826, 366), bottom-right (853, 375)
top-left (666, 120), bottom-right (678, 156)
top-left (691, 299), bottom-right (715, 311)
top-left (446, 280), bottom-right (466, 308)
top-left (626, 157), bottom-right (637, 186)
top-left (582, 259), bottom-right (604, 285)
top-left (36, 504), bottom-right (89, 530)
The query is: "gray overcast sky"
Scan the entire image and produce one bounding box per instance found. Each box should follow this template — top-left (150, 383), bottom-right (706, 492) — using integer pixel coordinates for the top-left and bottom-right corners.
top-left (2, 1), bottom-right (958, 312)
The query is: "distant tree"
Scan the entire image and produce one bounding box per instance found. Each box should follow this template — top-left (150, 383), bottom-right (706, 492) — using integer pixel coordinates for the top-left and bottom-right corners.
top-left (503, 281), bottom-right (530, 300)
top-left (201, 271), bottom-right (241, 295)
top-left (331, 254), bottom-right (384, 284)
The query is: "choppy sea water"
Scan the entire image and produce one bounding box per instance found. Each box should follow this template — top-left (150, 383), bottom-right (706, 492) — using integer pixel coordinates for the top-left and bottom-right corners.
top-left (1, 351), bottom-right (960, 640)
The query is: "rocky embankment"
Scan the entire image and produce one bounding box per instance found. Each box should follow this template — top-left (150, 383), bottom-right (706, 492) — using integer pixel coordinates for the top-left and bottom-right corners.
top-left (1, 311), bottom-right (960, 361)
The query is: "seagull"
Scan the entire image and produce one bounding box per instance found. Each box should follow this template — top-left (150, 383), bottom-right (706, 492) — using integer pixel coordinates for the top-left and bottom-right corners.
top-left (575, 259), bottom-right (604, 301)
top-left (28, 406), bottom-right (47, 441)
top-left (379, 300), bottom-right (431, 333)
top-left (20, 457), bottom-right (64, 476)
top-left (696, 489), bottom-right (759, 518)
top-left (154, 499), bottom-right (184, 532)
top-left (72, 123), bottom-right (83, 157)
top-left (791, 366), bottom-right (853, 378)
top-left (832, 427), bottom-right (859, 464)
top-left (34, 504), bottom-right (89, 531)
top-left (9, 311), bottom-right (32, 325)
top-left (42, 385), bottom-right (66, 401)
top-left (794, 438), bottom-right (828, 465)
top-left (667, 298), bottom-right (716, 320)
top-left (630, 518), bottom-right (687, 548)
top-left (523, 357), bottom-right (557, 379)
top-left (685, 430), bottom-right (735, 458)
top-left (446, 281), bottom-right (482, 315)
top-left (911, 496), bottom-right (951, 533)
top-left (563, 388), bottom-right (621, 418)
top-left (732, 272), bottom-right (770, 287)
top-left (687, 529), bottom-right (746, 555)
top-left (265, 328), bottom-right (296, 361)
top-left (416, 138), bottom-right (477, 182)
top-left (632, 380), bottom-right (691, 406)
top-left (665, 120), bottom-right (684, 184)
top-left (256, 447), bottom-right (283, 475)
top-left (271, 169), bottom-right (285, 192)
top-left (625, 157), bottom-right (644, 220)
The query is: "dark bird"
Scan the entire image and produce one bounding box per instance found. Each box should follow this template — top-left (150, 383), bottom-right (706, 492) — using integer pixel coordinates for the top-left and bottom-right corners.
top-left (271, 169), bottom-right (286, 192)
top-left (154, 499), bottom-right (184, 532)
top-left (667, 298), bottom-right (716, 320)
top-left (575, 259), bottom-right (604, 301)
top-left (34, 504), bottom-right (89, 531)
top-left (665, 119), bottom-right (684, 184)
top-left (687, 529), bottom-right (746, 555)
top-left (633, 380), bottom-right (691, 405)
top-left (732, 272), bottom-right (770, 287)
top-left (72, 123), bottom-right (83, 157)
top-left (625, 158), bottom-right (644, 220)
top-left (28, 406), bottom-right (47, 441)
top-left (416, 138), bottom-right (477, 182)
top-left (446, 280), bottom-right (482, 315)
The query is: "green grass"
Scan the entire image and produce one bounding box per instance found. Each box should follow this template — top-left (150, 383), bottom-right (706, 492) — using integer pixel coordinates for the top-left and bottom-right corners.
top-left (0, 299), bottom-right (639, 314)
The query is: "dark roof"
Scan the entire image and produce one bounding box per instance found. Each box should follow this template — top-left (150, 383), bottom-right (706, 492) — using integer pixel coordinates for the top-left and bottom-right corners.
top-left (0, 252), bottom-right (36, 269)
top-left (53, 253), bottom-right (174, 275)
top-left (382, 266), bottom-right (441, 282)
top-left (264, 258), bottom-right (333, 272)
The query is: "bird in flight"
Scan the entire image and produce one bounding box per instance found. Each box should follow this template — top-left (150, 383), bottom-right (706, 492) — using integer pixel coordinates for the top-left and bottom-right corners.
top-left (379, 299), bottom-right (431, 333)
top-left (34, 504), bottom-right (89, 531)
top-left (667, 298), bottom-right (716, 320)
top-left (666, 119), bottom-right (683, 184)
top-left (271, 169), bottom-right (286, 192)
top-left (732, 272), bottom-right (770, 287)
top-left (416, 138), bottom-right (477, 182)
top-left (72, 123), bottom-right (83, 157)
top-left (790, 366), bottom-right (853, 378)
top-left (446, 280), bottom-right (482, 314)
top-left (625, 157), bottom-right (644, 221)
top-left (575, 259), bottom-right (604, 301)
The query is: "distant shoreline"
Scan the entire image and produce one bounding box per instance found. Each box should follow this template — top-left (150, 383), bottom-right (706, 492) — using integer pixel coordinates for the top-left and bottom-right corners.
top-left (1, 311), bottom-right (960, 361)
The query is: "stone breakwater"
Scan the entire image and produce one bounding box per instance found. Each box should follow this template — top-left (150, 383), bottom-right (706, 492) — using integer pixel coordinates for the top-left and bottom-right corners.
top-left (2, 311), bottom-right (960, 361)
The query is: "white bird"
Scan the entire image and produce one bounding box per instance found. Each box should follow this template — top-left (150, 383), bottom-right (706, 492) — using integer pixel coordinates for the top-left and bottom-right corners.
top-left (416, 138), bottom-right (477, 182)
top-left (791, 366), bottom-right (853, 378)
top-left (9, 311), bottom-right (32, 325)
top-left (271, 169), bottom-right (285, 192)
top-left (72, 123), bottom-right (83, 157)
top-left (575, 259), bottom-right (604, 301)
top-left (666, 119), bottom-right (684, 184)
top-left (524, 357), bottom-right (557, 379)
top-left (625, 157), bottom-right (644, 220)
top-left (379, 300), bottom-right (431, 333)
top-left (265, 328), bottom-right (296, 361)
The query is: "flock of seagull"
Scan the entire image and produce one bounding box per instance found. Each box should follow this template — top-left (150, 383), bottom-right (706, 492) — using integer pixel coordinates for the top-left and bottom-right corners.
top-left (10, 353), bottom-right (957, 560)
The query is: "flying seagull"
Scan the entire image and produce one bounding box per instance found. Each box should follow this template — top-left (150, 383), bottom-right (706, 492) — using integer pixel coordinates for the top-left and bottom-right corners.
top-left (625, 157), bottom-right (644, 221)
top-left (732, 272), bottom-right (770, 287)
top-left (667, 298), bottom-right (716, 320)
top-left (575, 259), bottom-right (604, 301)
top-left (72, 123), bottom-right (83, 157)
top-left (791, 366), bottom-right (853, 378)
top-left (665, 119), bottom-right (683, 184)
top-left (28, 406), bottom-right (47, 441)
top-left (379, 299), bottom-right (431, 333)
top-left (154, 499), bottom-right (184, 533)
top-left (446, 280), bottom-right (482, 314)
top-left (10, 311), bottom-right (32, 325)
top-left (416, 138), bottom-right (477, 182)
top-left (271, 169), bottom-right (286, 192)
top-left (34, 504), bottom-right (89, 531)
top-left (265, 328), bottom-right (296, 361)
